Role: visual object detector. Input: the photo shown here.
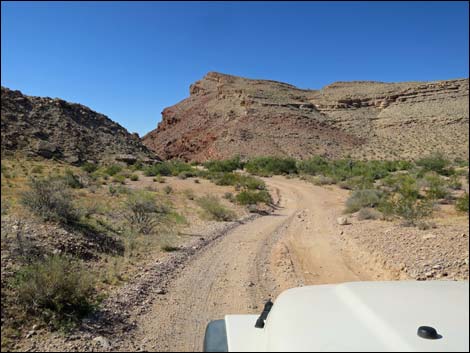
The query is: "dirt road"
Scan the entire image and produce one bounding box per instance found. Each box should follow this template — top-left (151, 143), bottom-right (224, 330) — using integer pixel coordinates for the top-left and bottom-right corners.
top-left (118, 176), bottom-right (388, 352)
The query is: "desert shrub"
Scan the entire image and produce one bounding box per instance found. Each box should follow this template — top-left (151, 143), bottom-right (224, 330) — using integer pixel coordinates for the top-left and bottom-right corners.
top-left (81, 162), bottom-right (98, 173)
top-left (161, 245), bottom-right (179, 252)
top-left (357, 207), bottom-right (382, 220)
top-left (204, 156), bottom-right (244, 173)
top-left (31, 165), bottom-right (44, 174)
top-left (245, 157), bottom-right (297, 176)
top-left (236, 190), bottom-right (272, 205)
top-left (113, 174), bottom-right (126, 184)
top-left (163, 185), bottom-right (173, 194)
top-left (339, 175), bottom-right (374, 190)
top-left (417, 153), bottom-right (452, 175)
top-left (183, 189), bottom-right (195, 200)
top-left (21, 178), bottom-right (78, 223)
top-left (389, 195), bottom-right (434, 226)
top-left (448, 175), bottom-right (462, 190)
top-left (422, 173), bottom-right (449, 200)
top-left (153, 175), bottom-right (165, 183)
top-left (453, 158), bottom-right (469, 167)
top-left (13, 255), bottom-right (96, 328)
top-left (223, 192), bottom-right (235, 202)
top-left (61, 169), bottom-right (84, 189)
top-left (194, 179), bottom-right (200, 184)
top-left (197, 195), bottom-right (235, 221)
top-left (311, 175), bottom-right (336, 185)
top-left (104, 164), bottom-right (123, 176)
top-left (213, 172), bottom-right (265, 190)
top-left (345, 189), bottom-right (383, 213)
top-left (144, 162), bottom-right (172, 176)
top-left (456, 193), bottom-right (469, 213)
top-left (124, 191), bottom-right (168, 234)
top-left (130, 174), bottom-right (139, 181)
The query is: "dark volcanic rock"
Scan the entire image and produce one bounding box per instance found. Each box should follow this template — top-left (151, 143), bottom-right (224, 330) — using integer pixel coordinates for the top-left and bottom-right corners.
top-left (1, 87), bottom-right (160, 164)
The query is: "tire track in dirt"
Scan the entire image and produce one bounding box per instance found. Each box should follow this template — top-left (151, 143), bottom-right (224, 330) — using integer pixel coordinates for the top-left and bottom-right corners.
top-left (116, 176), bottom-right (377, 352)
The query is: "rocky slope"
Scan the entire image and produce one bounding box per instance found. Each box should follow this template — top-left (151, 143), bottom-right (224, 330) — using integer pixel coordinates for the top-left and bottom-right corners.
top-left (1, 87), bottom-right (158, 164)
top-left (143, 72), bottom-right (469, 161)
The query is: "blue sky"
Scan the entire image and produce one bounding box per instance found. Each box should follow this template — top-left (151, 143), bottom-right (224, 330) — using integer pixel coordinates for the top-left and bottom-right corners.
top-left (2, 1), bottom-right (468, 136)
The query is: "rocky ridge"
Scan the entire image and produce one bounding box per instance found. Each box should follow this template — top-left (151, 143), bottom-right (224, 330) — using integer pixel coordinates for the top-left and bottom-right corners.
top-left (143, 72), bottom-right (469, 161)
top-left (1, 87), bottom-right (159, 164)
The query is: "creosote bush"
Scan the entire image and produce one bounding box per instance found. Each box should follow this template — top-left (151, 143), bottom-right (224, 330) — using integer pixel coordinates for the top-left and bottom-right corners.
top-left (13, 255), bottom-right (96, 329)
top-left (235, 190), bottom-right (272, 205)
top-left (21, 177), bottom-right (78, 223)
top-left (456, 193), bottom-right (469, 213)
top-left (197, 195), bottom-right (235, 221)
top-left (345, 189), bottom-right (383, 213)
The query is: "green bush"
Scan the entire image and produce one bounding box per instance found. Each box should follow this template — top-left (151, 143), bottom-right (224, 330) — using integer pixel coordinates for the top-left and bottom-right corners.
top-left (197, 195), bottom-right (235, 221)
top-left (422, 173), bottom-right (449, 200)
top-left (81, 162), bottom-right (98, 173)
top-left (124, 191), bottom-right (168, 234)
top-left (130, 174), bottom-right (139, 181)
top-left (456, 193), bottom-right (469, 213)
top-left (163, 185), bottom-right (173, 194)
top-left (104, 164), bottom-right (123, 176)
top-left (245, 157), bottom-right (297, 176)
top-left (388, 195), bottom-right (434, 226)
top-left (417, 153), bottom-right (452, 175)
top-left (236, 190), bottom-right (272, 205)
top-left (61, 169), bottom-right (83, 189)
top-left (212, 172), bottom-right (265, 190)
top-left (13, 255), bottom-right (96, 328)
top-left (113, 174), bottom-right (126, 184)
top-left (448, 175), bottom-right (462, 190)
top-left (345, 189), bottom-right (383, 213)
top-left (204, 156), bottom-right (244, 173)
top-left (21, 178), bottom-right (78, 223)
top-left (144, 160), bottom-right (194, 177)
top-left (339, 176), bottom-right (374, 190)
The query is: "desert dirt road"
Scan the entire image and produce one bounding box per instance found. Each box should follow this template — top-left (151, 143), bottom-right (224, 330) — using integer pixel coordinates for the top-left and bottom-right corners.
top-left (119, 176), bottom-right (388, 352)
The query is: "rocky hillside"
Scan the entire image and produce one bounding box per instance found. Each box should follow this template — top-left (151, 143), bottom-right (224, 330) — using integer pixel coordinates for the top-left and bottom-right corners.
top-left (1, 87), bottom-right (158, 164)
top-left (143, 72), bottom-right (469, 161)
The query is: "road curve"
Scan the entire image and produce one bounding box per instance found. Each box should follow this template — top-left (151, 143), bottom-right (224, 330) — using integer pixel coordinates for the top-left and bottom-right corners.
top-left (119, 176), bottom-right (375, 352)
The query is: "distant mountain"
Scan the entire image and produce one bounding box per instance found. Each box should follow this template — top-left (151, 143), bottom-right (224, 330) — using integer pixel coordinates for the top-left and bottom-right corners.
top-left (1, 87), bottom-right (159, 164)
top-left (142, 72), bottom-right (469, 161)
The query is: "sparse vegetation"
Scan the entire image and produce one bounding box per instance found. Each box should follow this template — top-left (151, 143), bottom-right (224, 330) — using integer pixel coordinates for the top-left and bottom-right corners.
top-left (105, 164), bottom-right (123, 176)
top-left (21, 177), bottom-right (78, 223)
top-left (204, 156), bottom-right (244, 173)
top-left (456, 193), bottom-right (469, 213)
top-left (235, 190), bottom-right (272, 205)
top-left (124, 191), bottom-right (168, 234)
top-left (197, 195), bottom-right (235, 221)
top-left (345, 189), bottom-right (383, 213)
top-left (245, 157), bottom-right (297, 176)
top-left (417, 153), bottom-right (453, 176)
top-left (357, 207), bottom-right (381, 220)
top-left (13, 255), bottom-right (96, 329)
top-left (80, 162), bottom-right (98, 173)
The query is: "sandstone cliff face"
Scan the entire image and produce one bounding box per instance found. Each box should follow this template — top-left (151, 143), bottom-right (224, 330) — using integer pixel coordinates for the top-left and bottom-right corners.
top-left (143, 72), bottom-right (469, 161)
top-left (1, 87), bottom-right (158, 164)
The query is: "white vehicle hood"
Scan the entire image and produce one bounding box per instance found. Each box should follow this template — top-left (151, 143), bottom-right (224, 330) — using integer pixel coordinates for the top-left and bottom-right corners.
top-left (225, 281), bottom-right (469, 352)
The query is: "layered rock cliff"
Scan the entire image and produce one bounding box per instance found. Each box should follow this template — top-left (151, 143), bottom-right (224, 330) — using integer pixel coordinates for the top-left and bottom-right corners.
top-left (143, 72), bottom-right (469, 161)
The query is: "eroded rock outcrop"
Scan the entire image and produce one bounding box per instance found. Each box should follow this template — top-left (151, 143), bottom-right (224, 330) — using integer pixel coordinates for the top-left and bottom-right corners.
top-left (1, 87), bottom-right (159, 164)
top-left (143, 72), bottom-right (469, 161)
